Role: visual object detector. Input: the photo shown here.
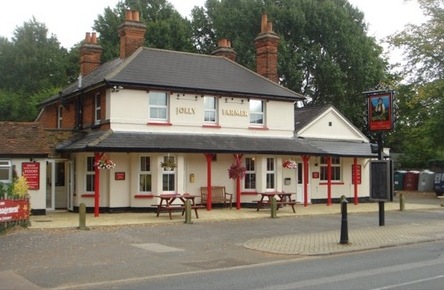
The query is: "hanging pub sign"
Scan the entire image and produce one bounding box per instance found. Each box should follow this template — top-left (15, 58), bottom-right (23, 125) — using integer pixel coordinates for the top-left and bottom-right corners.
top-left (367, 91), bottom-right (393, 132)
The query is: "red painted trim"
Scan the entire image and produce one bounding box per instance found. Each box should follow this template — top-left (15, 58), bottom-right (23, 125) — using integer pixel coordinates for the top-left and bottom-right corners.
top-left (134, 194), bottom-right (154, 198)
top-left (248, 126), bottom-right (269, 130)
top-left (81, 194), bottom-right (95, 198)
top-left (202, 124), bottom-right (221, 128)
top-left (319, 182), bottom-right (345, 185)
top-left (147, 122), bottom-right (172, 126)
top-left (327, 156), bottom-right (332, 206)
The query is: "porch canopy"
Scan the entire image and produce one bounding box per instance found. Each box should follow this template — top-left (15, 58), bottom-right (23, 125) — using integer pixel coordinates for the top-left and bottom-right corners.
top-left (56, 130), bottom-right (327, 155)
top-left (57, 130), bottom-right (376, 158)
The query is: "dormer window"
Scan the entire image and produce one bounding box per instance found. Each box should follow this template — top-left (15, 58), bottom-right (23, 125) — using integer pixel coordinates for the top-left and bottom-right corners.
top-left (57, 105), bottom-right (63, 128)
top-left (249, 99), bottom-right (265, 125)
top-left (149, 91), bottom-right (168, 121)
top-left (94, 93), bottom-right (101, 124)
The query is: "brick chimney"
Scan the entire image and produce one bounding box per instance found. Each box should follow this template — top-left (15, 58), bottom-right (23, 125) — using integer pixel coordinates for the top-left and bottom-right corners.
top-left (80, 32), bottom-right (102, 76)
top-left (211, 38), bottom-right (237, 61)
top-left (118, 10), bottom-right (146, 59)
top-left (254, 14), bottom-right (280, 83)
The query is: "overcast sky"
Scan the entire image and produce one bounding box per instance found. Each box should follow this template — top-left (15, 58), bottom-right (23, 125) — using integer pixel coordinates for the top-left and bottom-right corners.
top-left (0, 0), bottom-right (426, 63)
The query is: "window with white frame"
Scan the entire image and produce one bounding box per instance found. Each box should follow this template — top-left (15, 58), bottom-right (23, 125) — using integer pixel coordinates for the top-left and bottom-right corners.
top-left (139, 156), bottom-right (152, 192)
top-left (95, 93), bottom-right (101, 124)
top-left (204, 96), bottom-right (217, 123)
top-left (320, 156), bottom-right (341, 181)
top-left (149, 91), bottom-right (168, 121)
top-left (57, 105), bottom-right (63, 128)
top-left (162, 156), bottom-right (175, 192)
top-left (244, 157), bottom-right (256, 190)
top-left (0, 160), bottom-right (12, 184)
top-left (86, 156), bottom-right (95, 192)
top-left (249, 99), bottom-right (265, 125)
top-left (266, 158), bottom-right (275, 189)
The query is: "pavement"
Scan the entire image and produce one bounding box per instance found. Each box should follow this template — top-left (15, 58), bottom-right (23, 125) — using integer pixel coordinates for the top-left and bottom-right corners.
top-left (28, 191), bottom-right (444, 256)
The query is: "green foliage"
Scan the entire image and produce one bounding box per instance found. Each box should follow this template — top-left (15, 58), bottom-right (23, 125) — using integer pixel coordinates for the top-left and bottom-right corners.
top-left (0, 18), bottom-right (73, 121)
top-left (191, 0), bottom-right (388, 129)
top-left (93, 0), bottom-right (195, 63)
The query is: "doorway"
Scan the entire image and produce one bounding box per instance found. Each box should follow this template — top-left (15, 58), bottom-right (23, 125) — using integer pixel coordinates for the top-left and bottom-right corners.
top-left (46, 160), bottom-right (72, 210)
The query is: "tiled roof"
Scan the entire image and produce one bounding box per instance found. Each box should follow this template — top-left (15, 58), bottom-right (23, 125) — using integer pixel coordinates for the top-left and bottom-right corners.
top-left (0, 122), bottom-right (50, 157)
top-left (42, 48), bottom-right (305, 105)
top-left (57, 130), bottom-right (326, 156)
top-left (306, 139), bottom-right (376, 158)
top-left (294, 105), bottom-right (331, 132)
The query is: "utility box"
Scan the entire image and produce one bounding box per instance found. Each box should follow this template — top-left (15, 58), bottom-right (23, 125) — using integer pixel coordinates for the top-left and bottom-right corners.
top-left (417, 170), bottom-right (434, 192)
top-left (394, 170), bottom-right (406, 190)
top-left (404, 171), bottom-right (419, 191)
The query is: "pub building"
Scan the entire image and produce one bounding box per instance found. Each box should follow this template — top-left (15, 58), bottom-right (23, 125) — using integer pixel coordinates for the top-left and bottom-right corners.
top-left (1, 12), bottom-right (377, 216)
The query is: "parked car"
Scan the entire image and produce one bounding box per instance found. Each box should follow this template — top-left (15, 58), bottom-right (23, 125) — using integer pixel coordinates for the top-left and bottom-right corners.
top-left (434, 172), bottom-right (444, 196)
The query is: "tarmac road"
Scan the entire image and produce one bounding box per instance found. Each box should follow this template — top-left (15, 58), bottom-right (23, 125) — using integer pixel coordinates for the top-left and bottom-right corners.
top-left (1, 191), bottom-right (444, 289)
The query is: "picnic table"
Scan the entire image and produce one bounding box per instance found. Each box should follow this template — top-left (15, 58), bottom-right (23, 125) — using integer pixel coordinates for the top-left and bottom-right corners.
top-left (154, 193), bottom-right (203, 220)
top-left (255, 192), bottom-right (296, 213)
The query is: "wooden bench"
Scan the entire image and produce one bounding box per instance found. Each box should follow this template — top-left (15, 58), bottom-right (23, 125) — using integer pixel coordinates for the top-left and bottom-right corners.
top-left (154, 204), bottom-right (205, 220)
top-left (200, 186), bottom-right (233, 209)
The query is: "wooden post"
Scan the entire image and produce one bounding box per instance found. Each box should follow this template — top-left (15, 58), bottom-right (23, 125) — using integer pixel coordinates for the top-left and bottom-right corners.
top-left (271, 197), bottom-right (277, 218)
top-left (184, 200), bottom-right (192, 224)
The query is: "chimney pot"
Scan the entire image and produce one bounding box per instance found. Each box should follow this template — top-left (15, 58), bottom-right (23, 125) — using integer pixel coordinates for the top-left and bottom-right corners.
top-left (261, 14), bottom-right (268, 33)
top-left (218, 38), bottom-right (228, 47)
top-left (85, 32), bottom-right (91, 43)
top-left (91, 32), bottom-right (97, 44)
top-left (125, 10), bottom-right (133, 21)
top-left (132, 10), bottom-right (139, 21)
top-left (267, 22), bottom-right (273, 33)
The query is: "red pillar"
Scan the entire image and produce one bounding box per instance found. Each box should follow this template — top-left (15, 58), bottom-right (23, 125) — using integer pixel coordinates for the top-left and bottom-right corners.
top-left (205, 154), bottom-right (213, 211)
top-left (353, 157), bottom-right (358, 205)
top-left (234, 154), bottom-right (243, 210)
top-left (302, 156), bottom-right (310, 207)
top-left (94, 152), bottom-right (101, 217)
top-left (327, 156), bottom-right (332, 206)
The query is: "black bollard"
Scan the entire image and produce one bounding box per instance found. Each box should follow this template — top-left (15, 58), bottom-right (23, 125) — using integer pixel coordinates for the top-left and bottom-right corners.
top-left (340, 198), bottom-right (349, 244)
top-left (379, 201), bottom-right (385, 226)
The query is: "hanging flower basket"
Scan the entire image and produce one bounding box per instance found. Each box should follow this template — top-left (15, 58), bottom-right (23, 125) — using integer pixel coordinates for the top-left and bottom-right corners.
top-left (283, 159), bottom-right (297, 169)
top-left (95, 159), bottom-right (116, 170)
top-left (161, 159), bottom-right (176, 170)
top-left (228, 161), bottom-right (246, 180)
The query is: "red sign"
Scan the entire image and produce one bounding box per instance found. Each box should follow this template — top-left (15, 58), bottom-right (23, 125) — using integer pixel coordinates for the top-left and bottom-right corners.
top-left (352, 164), bottom-right (362, 184)
top-left (312, 172), bottom-right (319, 179)
top-left (115, 172), bottom-right (125, 181)
top-left (22, 162), bottom-right (40, 190)
top-left (0, 199), bottom-right (30, 222)
top-left (368, 93), bottom-right (393, 131)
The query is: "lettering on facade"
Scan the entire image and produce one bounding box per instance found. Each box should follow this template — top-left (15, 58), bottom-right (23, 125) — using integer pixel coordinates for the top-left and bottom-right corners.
top-left (176, 107), bottom-right (195, 115)
top-left (221, 109), bottom-right (248, 117)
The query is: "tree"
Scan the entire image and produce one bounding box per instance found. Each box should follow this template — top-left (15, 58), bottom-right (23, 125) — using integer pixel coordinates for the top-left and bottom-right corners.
top-left (93, 0), bottom-right (195, 63)
top-left (0, 18), bottom-right (72, 121)
top-left (388, 0), bottom-right (444, 84)
top-left (387, 0), bottom-right (444, 166)
top-left (190, 0), bottom-right (388, 128)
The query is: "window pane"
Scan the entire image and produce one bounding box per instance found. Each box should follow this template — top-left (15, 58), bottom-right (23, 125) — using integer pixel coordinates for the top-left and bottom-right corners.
top-left (162, 174), bottom-right (175, 191)
top-left (249, 100), bottom-right (263, 112)
top-left (266, 173), bottom-right (275, 189)
top-left (140, 174), bottom-right (152, 192)
top-left (244, 173), bottom-right (256, 189)
top-left (87, 157), bottom-right (95, 172)
top-left (204, 96), bottom-right (215, 109)
top-left (149, 92), bottom-right (167, 105)
top-left (0, 168), bottom-right (9, 181)
top-left (150, 107), bottom-right (167, 119)
top-left (86, 175), bottom-right (95, 191)
top-left (140, 157), bottom-right (150, 171)
top-left (246, 158), bottom-right (255, 171)
top-left (267, 158), bottom-right (274, 171)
